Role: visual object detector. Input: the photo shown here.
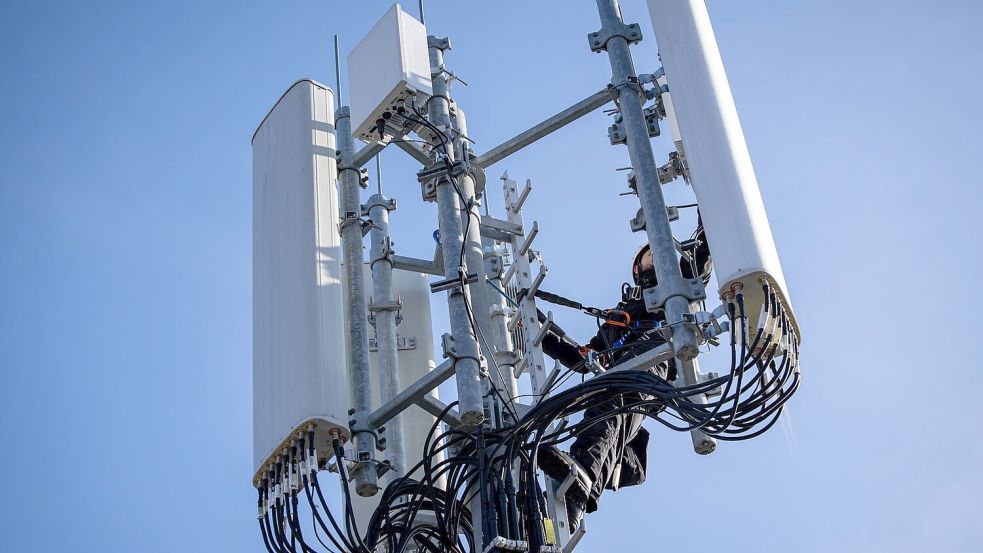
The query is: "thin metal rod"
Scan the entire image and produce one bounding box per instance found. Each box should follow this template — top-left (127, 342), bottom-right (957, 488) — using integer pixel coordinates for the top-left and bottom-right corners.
top-left (334, 34), bottom-right (342, 107)
top-left (418, 0), bottom-right (425, 24)
top-left (474, 89), bottom-right (612, 168)
top-left (369, 359), bottom-right (456, 429)
top-left (375, 154), bottom-right (383, 195)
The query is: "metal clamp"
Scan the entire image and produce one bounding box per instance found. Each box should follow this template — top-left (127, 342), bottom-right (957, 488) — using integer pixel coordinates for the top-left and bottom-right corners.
top-left (428, 35), bottom-right (451, 51)
top-left (430, 272), bottom-right (479, 293)
top-left (629, 205), bottom-right (679, 233)
top-left (493, 349), bottom-right (521, 367)
top-left (642, 276), bottom-right (707, 311)
top-left (658, 150), bottom-right (689, 184)
top-left (643, 105), bottom-right (661, 137)
top-left (417, 158), bottom-right (469, 202)
top-left (588, 21), bottom-right (642, 52)
top-left (367, 296), bottom-right (402, 328)
top-left (346, 410), bottom-right (378, 449)
top-left (489, 304), bottom-right (516, 321)
top-left (368, 298), bottom-right (402, 313)
top-left (440, 333), bottom-right (481, 366)
top-left (368, 236), bottom-right (395, 269)
top-left (608, 117), bottom-right (626, 145)
top-left (362, 195), bottom-right (397, 215)
top-left (479, 217), bottom-right (524, 243)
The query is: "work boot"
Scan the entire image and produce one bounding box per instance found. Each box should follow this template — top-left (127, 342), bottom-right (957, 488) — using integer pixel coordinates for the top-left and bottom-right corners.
top-left (537, 445), bottom-right (572, 483)
top-left (538, 446), bottom-right (591, 530)
top-left (564, 481), bottom-right (589, 530)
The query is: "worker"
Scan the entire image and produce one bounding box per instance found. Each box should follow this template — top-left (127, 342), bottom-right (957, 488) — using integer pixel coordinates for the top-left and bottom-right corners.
top-left (538, 220), bottom-right (712, 528)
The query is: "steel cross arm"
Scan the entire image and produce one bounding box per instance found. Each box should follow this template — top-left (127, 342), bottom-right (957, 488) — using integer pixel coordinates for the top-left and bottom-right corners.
top-left (392, 253), bottom-right (444, 276)
top-left (395, 140), bottom-right (432, 165)
top-left (351, 140), bottom-right (387, 169)
top-left (369, 358), bottom-right (457, 429)
top-left (415, 394), bottom-right (464, 429)
top-left (604, 343), bottom-right (674, 374)
top-left (474, 89), bottom-right (612, 168)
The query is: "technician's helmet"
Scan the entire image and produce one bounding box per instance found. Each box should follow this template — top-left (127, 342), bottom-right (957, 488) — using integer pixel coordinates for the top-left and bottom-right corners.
top-left (631, 243), bottom-right (656, 287)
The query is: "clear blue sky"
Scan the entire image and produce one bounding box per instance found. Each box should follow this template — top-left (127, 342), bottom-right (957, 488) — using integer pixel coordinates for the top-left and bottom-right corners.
top-left (1, 1), bottom-right (981, 551)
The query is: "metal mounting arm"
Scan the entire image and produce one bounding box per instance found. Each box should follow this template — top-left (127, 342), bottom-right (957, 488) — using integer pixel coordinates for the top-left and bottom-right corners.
top-left (352, 140), bottom-right (388, 169)
top-left (474, 89), bottom-right (612, 168)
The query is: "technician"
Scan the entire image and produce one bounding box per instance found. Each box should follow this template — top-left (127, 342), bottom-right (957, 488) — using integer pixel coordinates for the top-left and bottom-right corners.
top-left (537, 218), bottom-right (712, 528)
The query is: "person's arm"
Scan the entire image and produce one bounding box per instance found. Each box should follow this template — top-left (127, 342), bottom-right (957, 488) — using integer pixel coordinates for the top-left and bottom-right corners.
top-left (536, 309), bottom-right (588, 371)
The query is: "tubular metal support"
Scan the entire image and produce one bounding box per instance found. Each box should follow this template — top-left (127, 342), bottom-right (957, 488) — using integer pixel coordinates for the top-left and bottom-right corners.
top-left (416, 394), bottom-right (465, 429)
top-left (369, 358), bottom-right (456, 429)
top-left (395, 139), bottom-right (433, 165)
top-left (366, 192), bottom-right (406, 476)
top-left (475, 89), bottom-right (612, 168)
top-left (336, 106), bottom-right (380, 496)
top-left (594, 0), bottom-right (713, 453)
top-left (482, 237), bottom-right (520, 412)
top-left (392, 254), bottom-right (444, 276)
top-left (352, 140), bottom-right (388, 169)
top-left (427, 39), bottom-right (486, 427)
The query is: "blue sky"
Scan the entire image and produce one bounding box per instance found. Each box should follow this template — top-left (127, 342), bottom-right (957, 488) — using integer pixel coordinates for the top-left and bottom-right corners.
top-left (1, 0), bottom-right (981, 551)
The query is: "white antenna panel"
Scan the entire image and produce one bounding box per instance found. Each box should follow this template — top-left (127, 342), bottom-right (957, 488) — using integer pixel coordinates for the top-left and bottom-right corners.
top-left (252, 80), bottom-right (350, 484)
top-left (647, 0), bottom-right (801, 343)
top-left (348, 4), bottom-right (432, 142)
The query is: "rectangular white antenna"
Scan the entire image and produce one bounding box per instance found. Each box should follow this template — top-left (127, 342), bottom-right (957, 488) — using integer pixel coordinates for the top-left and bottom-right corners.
top-left (347, 4), bottom-right (432, 142)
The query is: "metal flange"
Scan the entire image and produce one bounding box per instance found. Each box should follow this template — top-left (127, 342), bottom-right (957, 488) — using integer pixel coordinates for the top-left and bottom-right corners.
top-left (642, 277), bottom-right (707, 311)
top-left (588, 22), bottom-right (642, 52)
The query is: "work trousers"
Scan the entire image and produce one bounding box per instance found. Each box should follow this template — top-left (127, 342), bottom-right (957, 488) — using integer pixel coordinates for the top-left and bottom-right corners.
top-left (569, 363), bottom-right (666, 512)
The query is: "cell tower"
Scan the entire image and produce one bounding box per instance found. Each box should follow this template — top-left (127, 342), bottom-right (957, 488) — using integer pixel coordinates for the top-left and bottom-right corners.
top-left (251, 1), bottom-right (801, 552)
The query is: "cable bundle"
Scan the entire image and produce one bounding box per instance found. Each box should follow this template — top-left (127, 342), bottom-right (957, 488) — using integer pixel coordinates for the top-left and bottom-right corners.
top-left (256, 281), bottom-right (799, 553)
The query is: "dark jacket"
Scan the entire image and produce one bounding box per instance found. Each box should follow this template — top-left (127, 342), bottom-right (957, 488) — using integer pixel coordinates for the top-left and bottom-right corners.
top-left (541, 224), bottom-right (712, 373)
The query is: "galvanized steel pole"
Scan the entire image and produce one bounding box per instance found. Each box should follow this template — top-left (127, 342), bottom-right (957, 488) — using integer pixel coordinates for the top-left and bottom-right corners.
top-left (451, 104), bottom-right (512, 419)
top-left (594, 0), bottom-right (715, 454)
top-left (336, 106), bottom-right (381, 495)
top-left (426, 37), bottom-right (486, 428)
top-left (366, 192), bottom-right (405, 477)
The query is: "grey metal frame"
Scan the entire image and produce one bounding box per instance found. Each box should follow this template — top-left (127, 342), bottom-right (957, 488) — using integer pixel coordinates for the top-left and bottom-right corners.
top-left (326, 0), bottom-right (719, 548)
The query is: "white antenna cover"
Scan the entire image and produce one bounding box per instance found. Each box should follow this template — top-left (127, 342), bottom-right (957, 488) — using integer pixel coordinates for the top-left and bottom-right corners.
top-left (646, 0), bottom-right (800, 342)
top-left (252, 80), bottom-right (350, 484)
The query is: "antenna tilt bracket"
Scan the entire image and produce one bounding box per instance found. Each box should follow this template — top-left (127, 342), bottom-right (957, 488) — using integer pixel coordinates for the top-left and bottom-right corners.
top-left (588, 22), bottom-right (642, 52)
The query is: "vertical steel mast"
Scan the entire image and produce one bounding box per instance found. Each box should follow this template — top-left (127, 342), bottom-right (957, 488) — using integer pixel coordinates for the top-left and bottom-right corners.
top-left (424, 36), bottom-right (487, 428)
top-left (592, 0), bottom-right (715, 454)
